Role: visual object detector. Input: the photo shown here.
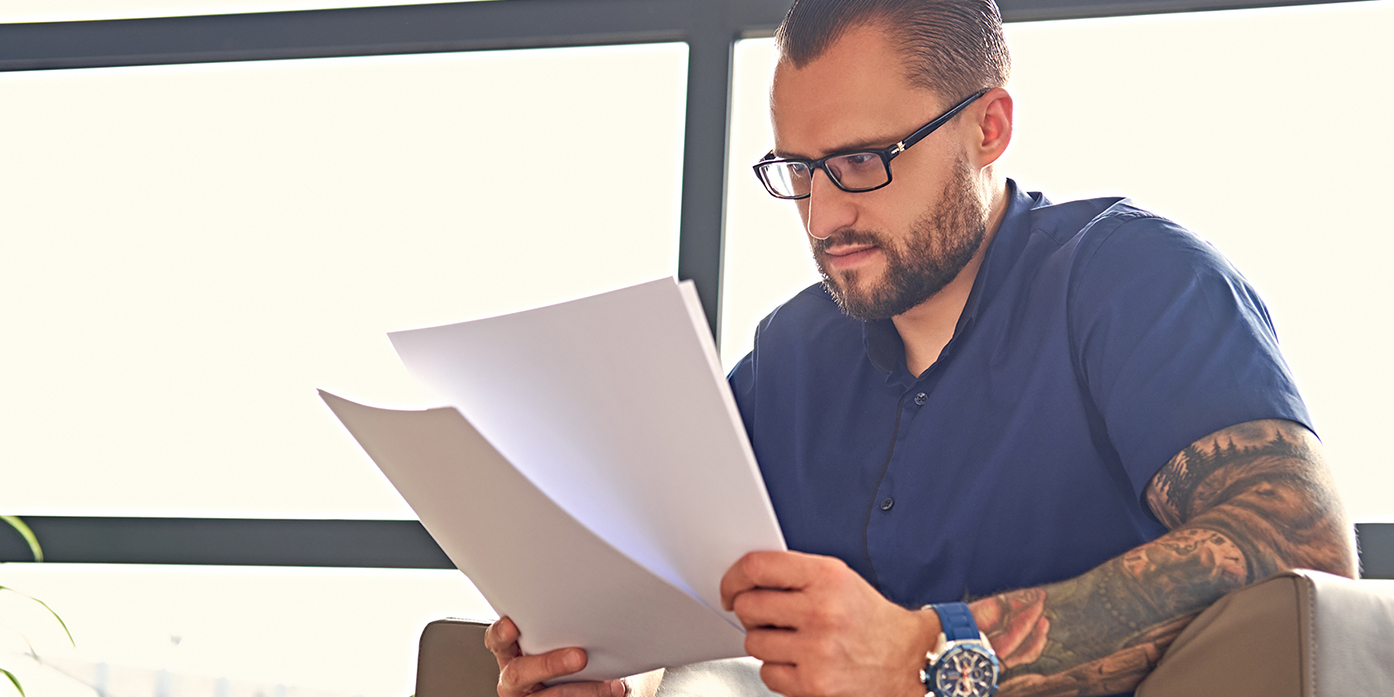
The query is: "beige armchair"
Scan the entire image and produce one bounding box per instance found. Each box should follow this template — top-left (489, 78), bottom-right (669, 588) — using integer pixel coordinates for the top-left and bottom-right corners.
top-left (416, 569), bottom-right (1394, 697)
top-left (1136, 569), bottom-right (1394, 697)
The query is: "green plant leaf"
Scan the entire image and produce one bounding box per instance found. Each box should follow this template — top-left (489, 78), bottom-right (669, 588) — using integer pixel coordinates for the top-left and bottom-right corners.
top-left (0, 517), bottom-right (42, 563)
top-left (0, 667), bottom-right (25, 697)
top-left (18, 634), bottom-right (39, 664)
top-left (0, 587), bottom-right (73, 646)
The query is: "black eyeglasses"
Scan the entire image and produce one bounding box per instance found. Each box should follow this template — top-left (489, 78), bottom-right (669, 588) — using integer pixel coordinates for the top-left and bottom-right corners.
top-left (753, 88), bottom-right (989, 200)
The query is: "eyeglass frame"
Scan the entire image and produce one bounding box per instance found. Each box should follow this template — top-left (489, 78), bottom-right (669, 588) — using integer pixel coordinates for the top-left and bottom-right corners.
top-left (752, 88), bottom-right (991, 200)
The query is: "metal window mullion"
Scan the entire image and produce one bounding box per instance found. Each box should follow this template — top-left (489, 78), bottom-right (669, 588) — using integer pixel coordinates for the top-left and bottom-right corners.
top-left (676, 21), bottom-right (736, 342)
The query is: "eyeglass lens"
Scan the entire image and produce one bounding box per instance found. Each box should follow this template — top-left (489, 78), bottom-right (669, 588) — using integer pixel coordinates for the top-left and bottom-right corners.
top-left (762, 162), bottom-right (809, 198)
top-left (760, 152), bottom-right (888, 198)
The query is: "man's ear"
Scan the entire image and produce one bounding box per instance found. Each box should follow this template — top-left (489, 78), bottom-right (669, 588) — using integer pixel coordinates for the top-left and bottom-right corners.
top-left (970, 87), bottom-right (1013, 168)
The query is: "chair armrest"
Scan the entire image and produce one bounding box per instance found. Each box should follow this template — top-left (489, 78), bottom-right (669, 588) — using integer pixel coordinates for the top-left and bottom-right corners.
top-left (1137, 569), bottom-right (1394, 697)
top-left (416, 618), bottom-right (499, 697)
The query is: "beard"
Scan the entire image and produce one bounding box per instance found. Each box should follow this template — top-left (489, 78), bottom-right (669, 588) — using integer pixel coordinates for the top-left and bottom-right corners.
top-left (813, 156), bottom-right (989, 321)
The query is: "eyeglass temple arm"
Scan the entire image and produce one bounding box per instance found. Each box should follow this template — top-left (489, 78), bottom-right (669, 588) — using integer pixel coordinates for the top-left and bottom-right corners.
top-left (894, 88), bottom-right (992, 154)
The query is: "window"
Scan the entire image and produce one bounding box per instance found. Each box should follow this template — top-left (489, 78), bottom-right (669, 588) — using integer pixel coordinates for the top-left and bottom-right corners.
top-left (0, 563), bottom-right (493, 696)
top-left (0, 44), bottom-right (689, 518)
top-left (0, 0), bottom-right (495, 23)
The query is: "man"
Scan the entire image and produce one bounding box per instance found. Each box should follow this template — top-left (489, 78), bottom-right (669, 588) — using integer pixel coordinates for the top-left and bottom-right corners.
top-left (487, 1), bottom-right (1357, 696)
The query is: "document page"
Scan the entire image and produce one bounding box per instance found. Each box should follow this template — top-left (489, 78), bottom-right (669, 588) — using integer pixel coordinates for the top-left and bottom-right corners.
top-left (322, 278), bottom-right (785, 680)
top-left (387, 278), bottom-right (785, 619)
top-left (320, 393), bottom-right (748, 680)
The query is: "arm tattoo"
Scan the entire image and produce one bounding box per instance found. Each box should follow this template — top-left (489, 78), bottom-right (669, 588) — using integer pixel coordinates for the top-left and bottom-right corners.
top-left (969, 419), bottom-right (1355, 697)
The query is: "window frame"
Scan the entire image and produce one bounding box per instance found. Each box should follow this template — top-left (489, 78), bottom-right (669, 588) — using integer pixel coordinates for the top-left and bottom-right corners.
top-left (1, 0), bottom-right (1380, 573)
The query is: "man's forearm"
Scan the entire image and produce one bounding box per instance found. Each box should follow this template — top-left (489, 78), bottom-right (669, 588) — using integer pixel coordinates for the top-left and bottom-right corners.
top-left (972, 526), bottom-right (1246, 696)
top-left (969, 420), bottom-right (1356, 697)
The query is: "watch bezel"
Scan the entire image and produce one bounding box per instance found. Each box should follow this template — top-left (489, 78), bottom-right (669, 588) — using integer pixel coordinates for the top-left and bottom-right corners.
top-left (922, 639), bottom-right (1000, 697)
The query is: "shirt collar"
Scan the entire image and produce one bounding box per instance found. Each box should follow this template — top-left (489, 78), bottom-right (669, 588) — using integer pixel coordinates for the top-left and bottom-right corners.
top-left (863, 179), bottom-right (1047, 379)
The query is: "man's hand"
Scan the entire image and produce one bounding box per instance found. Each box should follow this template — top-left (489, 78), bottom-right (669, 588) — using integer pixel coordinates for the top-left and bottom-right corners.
top-left (720, 550), bottom-right (939, 697)
top-left (484, 617), bottom-right (627, 697)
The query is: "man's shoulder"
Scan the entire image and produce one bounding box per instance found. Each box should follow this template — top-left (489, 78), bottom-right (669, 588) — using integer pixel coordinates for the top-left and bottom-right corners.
top-left (1069, 200), bottom-right (1235, 287)
top-left (1025, 192), bottom-right (1180, 247)
top-left (1014, 190), bottom-right (1228, 282)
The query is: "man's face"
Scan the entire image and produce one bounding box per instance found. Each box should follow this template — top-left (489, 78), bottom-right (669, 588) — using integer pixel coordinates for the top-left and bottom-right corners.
top-left (770, 26), bottom-right (989, 320)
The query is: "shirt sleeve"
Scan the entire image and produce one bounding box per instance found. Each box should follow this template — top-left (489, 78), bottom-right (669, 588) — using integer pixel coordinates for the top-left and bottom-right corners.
top-left (1068, 210), bottom-right (1312, 500)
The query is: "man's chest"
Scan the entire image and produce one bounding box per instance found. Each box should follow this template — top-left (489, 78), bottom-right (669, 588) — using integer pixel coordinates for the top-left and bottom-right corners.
top-left (747, 312), bottom-right (1163, 605)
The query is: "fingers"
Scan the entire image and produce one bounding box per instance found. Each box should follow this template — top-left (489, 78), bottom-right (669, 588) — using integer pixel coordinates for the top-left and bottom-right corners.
top-left (546, 680), bottom-right (627, 697)
top-left (971, 590), bottom-right (1047, 663)
top-left (758, 662), bottom-right (800, 697)
top-left (998, 600), bottom-right (1042, 657)
top-left (725, 554), bottom-right (940, 697)
top-left (498, 648), bottom-right (586, 696)
top-left (499, 668), bottom-right (627, 697)
top-left (721, 550), bottom-right (823, 610)
top-left (485, 617), bottom-right (523, 669)
top-left (504, 674), bottom-right (627, 697)
top-left (727, 587), bottom-right (806, 630)
top-left (743, 625), bottom-right (803, 666)
top-left (488, 617), bottom-right (624, 697)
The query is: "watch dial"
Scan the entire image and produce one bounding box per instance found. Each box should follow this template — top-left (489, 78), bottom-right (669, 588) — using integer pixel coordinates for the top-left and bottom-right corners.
top-left (933, 648), bottom-right (997, 697)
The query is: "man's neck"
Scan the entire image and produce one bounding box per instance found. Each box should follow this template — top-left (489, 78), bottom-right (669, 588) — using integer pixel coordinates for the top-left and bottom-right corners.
top-left (892, 181), bottom-right (1010, 378)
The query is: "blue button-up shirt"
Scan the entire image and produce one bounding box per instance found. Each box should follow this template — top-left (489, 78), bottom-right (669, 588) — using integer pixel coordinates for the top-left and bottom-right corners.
top-left (728, 181), bottom-right (1310, 607)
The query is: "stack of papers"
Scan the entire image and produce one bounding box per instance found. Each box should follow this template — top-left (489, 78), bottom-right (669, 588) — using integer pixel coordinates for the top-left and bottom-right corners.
top-left (320, 278), bottom-right (786, 681)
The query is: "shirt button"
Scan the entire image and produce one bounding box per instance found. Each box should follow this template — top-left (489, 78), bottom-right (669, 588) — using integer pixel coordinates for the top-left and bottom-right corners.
top-left (913, 392), bottom-right (928, 406)
top-left (880, 497), bottom-right (894, 511)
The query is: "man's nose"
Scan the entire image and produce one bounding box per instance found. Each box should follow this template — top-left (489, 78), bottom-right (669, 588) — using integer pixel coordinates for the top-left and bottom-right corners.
top-left (805, 169), bottom-right (858, 241)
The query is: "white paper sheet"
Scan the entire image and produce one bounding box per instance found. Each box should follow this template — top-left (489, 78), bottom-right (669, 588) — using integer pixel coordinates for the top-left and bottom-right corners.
top-left (319, 393), bottom-right (747, 680)
top-left (387, 278), bottom-right (785, 619)
top-left (321, 278), bottom-right (786, 680)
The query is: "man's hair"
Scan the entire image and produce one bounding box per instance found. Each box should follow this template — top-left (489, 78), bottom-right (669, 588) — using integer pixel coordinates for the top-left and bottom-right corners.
top-left (775, 0), bottom-right (1011, 103)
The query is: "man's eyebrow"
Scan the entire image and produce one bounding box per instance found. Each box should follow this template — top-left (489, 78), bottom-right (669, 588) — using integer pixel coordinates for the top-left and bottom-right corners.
top-left (773, 133), bottom-right (902, 160)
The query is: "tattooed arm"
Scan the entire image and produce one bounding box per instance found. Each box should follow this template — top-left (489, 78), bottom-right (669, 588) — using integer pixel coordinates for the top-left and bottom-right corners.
top-left (718, 418), bottom-right (1354, 697)
top-left (971, 418), bottom-right (1356, 697)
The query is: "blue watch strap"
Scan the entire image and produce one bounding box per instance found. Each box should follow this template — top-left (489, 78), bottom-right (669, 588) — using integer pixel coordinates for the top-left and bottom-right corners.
top-left (929, 602), bottom-right (979, 642)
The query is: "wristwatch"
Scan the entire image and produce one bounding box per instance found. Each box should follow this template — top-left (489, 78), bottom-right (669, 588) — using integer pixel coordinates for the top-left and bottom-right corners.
top-left (920, 602), bottom-right (1000, 697)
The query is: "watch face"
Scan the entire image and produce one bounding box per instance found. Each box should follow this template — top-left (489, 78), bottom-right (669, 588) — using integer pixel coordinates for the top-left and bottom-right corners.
top-left (932, 645), bottom-right (998, 697)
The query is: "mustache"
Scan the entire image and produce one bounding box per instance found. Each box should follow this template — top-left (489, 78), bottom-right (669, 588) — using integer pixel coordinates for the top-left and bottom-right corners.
top-left (812, 229), bottom-right (886, 254)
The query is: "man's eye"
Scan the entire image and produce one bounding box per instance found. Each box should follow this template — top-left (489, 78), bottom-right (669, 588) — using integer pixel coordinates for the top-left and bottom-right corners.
top-left (841, 153), bottom-right (879, 168)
